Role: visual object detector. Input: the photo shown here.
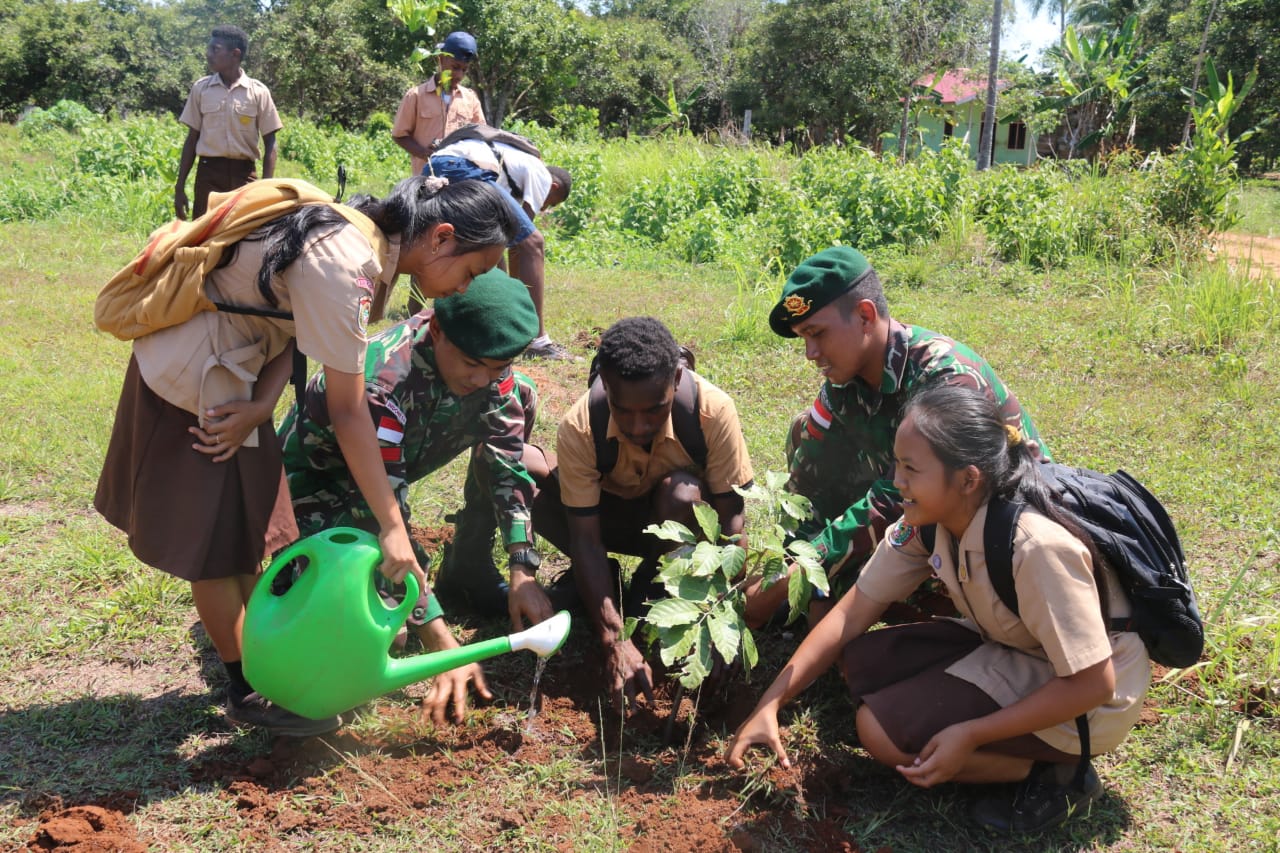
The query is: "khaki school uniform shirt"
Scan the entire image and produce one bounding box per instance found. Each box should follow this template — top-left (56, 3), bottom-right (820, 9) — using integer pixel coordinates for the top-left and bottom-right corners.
top-left (392, 79), bottom-right (486, 176)
top-left (132, 223), bottom-right (400, 445)
top-left (555, 372), bottom-right (754, 510)
top-left (857, 502), bottom-right (1151, 754)
top-left (180, 71), bottom-right (283, 161)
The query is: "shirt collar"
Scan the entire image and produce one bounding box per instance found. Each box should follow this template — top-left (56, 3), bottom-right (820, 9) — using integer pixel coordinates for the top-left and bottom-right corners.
top-left (211, 70), bottom-right (248, 91)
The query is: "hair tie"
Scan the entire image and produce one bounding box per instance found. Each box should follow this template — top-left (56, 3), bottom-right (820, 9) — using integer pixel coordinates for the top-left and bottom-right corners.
top-left (420, 175), bottom-right (449, 196)
top-left (1004, 424), bottom-right (1023, 448)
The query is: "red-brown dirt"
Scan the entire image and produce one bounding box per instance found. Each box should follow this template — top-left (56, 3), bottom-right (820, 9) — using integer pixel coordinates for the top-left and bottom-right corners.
top-left (1211, 232), bottom-right (1280, 279)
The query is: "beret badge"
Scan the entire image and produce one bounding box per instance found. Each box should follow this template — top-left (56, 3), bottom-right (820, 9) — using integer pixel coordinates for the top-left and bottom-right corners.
top-left (784, 295), bottom-right (812, 317)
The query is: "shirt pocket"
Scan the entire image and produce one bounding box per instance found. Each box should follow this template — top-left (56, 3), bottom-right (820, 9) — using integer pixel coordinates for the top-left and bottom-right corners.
top-left (417, 96), bottom-right (443, 121)
top-left (233, 99), bottom-right (259, 130)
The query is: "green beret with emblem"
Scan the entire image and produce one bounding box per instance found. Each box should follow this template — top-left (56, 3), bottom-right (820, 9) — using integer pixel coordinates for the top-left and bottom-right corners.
top-left (768, 246), bottom-right (874, 338)
top-left (434, 268), bottom-right (538, 360)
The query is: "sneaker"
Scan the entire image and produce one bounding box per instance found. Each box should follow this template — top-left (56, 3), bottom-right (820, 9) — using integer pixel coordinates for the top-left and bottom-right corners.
top-left (524, 339), bottom-right (576, 361)
top-left (225, 692), bottom-right (342, 738)
top-left (971, 760), bottom-right (1103, 834)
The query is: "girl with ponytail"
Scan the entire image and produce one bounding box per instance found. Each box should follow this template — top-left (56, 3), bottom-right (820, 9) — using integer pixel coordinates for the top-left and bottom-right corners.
top-left (96, 176), bottom-right (518, 737)
top-left (726, 383), bottom-right (1151, 834)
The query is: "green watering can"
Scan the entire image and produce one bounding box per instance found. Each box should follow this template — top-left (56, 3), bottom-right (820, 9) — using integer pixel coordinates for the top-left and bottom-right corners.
top-left (242, 527), bottom-right (571, 720)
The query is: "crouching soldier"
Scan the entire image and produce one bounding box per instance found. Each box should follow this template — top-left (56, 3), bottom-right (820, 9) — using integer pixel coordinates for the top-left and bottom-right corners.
top-left (278, 269), bottom-right (556, 723)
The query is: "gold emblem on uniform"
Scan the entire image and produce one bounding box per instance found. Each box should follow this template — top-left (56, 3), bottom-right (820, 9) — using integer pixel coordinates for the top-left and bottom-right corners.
top-left (784, 295), bottom-right (811, 317)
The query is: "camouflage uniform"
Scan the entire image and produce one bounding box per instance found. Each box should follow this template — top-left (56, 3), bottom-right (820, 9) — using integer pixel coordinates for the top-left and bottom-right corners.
top-left (278, 312), bottom-right (537, 620)
top-left (789, 319), bottom-right (1050, 611)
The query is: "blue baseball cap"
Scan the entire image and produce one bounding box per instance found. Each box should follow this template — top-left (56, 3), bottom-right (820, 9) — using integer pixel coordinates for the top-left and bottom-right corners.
top-left (437, 31), bottom-right (478, 61)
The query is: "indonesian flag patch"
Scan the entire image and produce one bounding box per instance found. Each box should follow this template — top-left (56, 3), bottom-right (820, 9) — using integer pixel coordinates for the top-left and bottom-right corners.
top-left (805, 394), bottom-right (832, 440)
top-left (376, 415), bottom-right (404, 444)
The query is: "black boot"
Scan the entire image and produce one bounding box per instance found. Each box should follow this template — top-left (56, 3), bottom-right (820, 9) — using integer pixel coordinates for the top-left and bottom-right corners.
top-left (435, 506), bottom-right (510, 617)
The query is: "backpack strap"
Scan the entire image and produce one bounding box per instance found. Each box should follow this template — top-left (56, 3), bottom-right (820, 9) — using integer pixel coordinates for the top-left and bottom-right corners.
top-left (588, 369), bottom-right (706, 476)
top-left (984, 496), bottom-right (1025, 617)
top-left (485, 140), bottom-right (525, 204)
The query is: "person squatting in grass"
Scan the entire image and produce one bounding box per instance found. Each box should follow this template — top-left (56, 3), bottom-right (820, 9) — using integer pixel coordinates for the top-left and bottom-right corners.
top-left (531, 317), bottom-right (754, 710)
top-left (175, 25), bottom-right (282, 220)
top-left (727, 383), bottom-right (1151, 834)
top-left (742, 246), bottom-right (1049, 628)
top-left (277, 269), bottom-right (561, 724)
top-left (95, 176), bottom-right (518, 737)
top-left (426, 138), bottom-right (573, 359)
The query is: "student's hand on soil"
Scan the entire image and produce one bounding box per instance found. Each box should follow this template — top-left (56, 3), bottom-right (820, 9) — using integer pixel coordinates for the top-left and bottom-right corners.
top-left (607, 637), bottom-right (655, 713)
top-left (896, 722), bottom-right (976, 788)
top-left (377, 526), bottom-right (421, 586)
top-left (421, 662), bottom-right (492, 725)
top-left (507, 573), bottom-right (553, 632)
top-left (725, 708), bottom-right (790, 770)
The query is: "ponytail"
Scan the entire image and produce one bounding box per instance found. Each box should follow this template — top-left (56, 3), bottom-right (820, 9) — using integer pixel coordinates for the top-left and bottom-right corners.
top-left (904, 384), bottom-right (1109, 614)
top-left (244, 176), bottom-right (519, 307)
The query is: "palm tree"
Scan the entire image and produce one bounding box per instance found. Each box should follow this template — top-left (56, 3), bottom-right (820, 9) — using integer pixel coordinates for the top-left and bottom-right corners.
top-left (1024, 0), bottom-right (1075, 40)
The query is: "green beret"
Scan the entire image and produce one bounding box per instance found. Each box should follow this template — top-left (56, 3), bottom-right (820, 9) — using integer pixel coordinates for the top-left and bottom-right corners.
top-left (768, 246), bottom-right (874, 337)
top-left (433, 268), bottom-right (538, 360)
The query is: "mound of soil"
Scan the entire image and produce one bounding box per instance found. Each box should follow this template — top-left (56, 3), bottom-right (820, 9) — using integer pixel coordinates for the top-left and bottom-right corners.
top-left (28, 805), bottom-right (145, 852)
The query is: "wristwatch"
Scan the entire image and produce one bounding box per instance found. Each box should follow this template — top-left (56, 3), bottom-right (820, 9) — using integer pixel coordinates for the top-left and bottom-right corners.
top-left (508, 547), bottom-right (542, 573)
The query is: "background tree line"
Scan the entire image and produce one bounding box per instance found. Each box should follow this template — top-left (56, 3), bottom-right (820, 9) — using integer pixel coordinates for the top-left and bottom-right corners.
top-left (0, 0), bottom-right (1273, 169)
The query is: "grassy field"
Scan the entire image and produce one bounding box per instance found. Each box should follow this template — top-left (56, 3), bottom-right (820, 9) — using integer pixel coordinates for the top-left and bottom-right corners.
top-left (0, 143), bottom-right (1278, 849)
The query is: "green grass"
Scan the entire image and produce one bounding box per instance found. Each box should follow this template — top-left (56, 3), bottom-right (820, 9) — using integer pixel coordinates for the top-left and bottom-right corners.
top-left (1, 127), bottom-right (1279, 850)
top-left (1235, 178), bottom-right (1280, 237)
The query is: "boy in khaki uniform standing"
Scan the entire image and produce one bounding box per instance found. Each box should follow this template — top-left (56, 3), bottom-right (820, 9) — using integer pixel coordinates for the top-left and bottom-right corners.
top-left (175, 25), bottom-right (283, 220)
top-left (391, 31), bottom-right (487, 178)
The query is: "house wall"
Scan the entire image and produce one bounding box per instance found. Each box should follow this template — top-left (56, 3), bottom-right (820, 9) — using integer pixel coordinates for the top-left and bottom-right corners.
top-left (894, 102), bottom-right (1036, 166)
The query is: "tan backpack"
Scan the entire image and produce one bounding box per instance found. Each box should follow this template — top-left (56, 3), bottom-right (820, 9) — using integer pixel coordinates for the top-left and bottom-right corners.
top-left (95, 179), bottom-right (386, 340)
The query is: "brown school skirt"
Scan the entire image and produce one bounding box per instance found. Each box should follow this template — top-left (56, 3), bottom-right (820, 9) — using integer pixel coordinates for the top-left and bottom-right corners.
top-left (840, 620), bottom-right (1078, 764)
top-left (94, 356), bottom-right (298, 581)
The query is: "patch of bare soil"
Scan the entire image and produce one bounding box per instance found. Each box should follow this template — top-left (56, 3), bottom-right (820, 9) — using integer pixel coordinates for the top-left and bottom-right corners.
top-left (27, 804), bottom-right (146, 852)
top-left (1211, 232), bottom-right (1280, 279)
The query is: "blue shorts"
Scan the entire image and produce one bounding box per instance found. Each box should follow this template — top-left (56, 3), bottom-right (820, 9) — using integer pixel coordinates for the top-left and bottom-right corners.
top-left (425, 156), bottom-right (536, 246)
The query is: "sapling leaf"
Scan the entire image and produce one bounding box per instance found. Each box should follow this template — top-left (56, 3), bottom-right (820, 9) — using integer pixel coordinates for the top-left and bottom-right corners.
top-left (658, 625), bottom-right (696, 667)
top-left (678, 624), bottom-right (713, 688)
top-left (646, 597), bottom-right (702, 628)
top-left (786, 562), bottom-right (810, 624)
top-left (719, 544), bottom-right (746, 581)
top-left (707, 601), bottom-right (741, 665)
top-left (622, 616), bottom-right (639, 641)
top-left (667, 573), bottom-right (713, 602)
top-left (644, 520), bottom-right (697, 544)
top-left (759, 556), bottom-right (786, 589)
top-left (688, 540), bottom-right (724, 578)
top-left (693, 502), bottom-right (721, 543)
top-left (741, 624), bottom-right (759, 671)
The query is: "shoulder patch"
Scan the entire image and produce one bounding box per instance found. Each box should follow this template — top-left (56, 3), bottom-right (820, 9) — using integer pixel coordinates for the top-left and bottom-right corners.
top-left (357, 293), bottom-right (372, 334)
top-left (888, 520), bottom-right (917, 549)
top-left (498, 372), bottom-right (515, 396)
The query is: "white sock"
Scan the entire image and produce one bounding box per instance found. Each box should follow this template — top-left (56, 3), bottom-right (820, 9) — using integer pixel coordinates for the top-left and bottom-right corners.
top-left (530, 334), bottom-right (552, 347)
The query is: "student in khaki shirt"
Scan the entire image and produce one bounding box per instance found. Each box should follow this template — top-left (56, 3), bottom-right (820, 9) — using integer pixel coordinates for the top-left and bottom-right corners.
top-left (96, 176), bottom-right (519, 739)
top-left (175, 25), bottom-right (283, 219)
top-left (391, 30), bottom-right (486, 178)
top-left (532, 317), bottom-right (754, 709)
top-left (727, 384), bottom-right (1151, 835)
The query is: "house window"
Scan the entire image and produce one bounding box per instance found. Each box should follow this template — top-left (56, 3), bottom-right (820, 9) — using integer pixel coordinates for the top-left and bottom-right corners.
top-left (943, 121), bottom-right (955, 138)
top-left (1007, 121), bottom-right (1027, 150)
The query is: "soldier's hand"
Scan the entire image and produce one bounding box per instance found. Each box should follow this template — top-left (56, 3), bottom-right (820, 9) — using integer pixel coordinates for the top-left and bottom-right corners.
top-left (421, 661), bottom-right (492, 725)
top-left (378, 525), bottom-right (421, 587)
top-left (508, 571), bottom-right (554, 632)
top-left (174, 187), bottom-right (189, 220)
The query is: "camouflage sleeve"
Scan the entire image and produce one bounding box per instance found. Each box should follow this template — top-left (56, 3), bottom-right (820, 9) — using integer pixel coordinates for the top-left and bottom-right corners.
top-left (811, 478), bottom-right (903, 577)
top-left (478, 372), bottom-right (537, 546)
top-left (365, 387), bottom-right (412, 523)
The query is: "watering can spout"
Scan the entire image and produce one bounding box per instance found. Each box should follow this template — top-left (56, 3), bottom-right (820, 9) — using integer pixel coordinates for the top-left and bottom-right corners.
top-left (382, 610), bottom-right (573, 692)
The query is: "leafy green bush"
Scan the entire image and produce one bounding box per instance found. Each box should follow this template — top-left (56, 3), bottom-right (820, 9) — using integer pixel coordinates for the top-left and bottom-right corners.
top-left (75, 117), bottom-right (183, 183)
top-left (20, 100), bottom-right (98, 135)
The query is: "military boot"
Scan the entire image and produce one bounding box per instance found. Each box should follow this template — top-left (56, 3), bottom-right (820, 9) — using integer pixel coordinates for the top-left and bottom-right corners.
top-left (435, 504), bottom-right (510, 617)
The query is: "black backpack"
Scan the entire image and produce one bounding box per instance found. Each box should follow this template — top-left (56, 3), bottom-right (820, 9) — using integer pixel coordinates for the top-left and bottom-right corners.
top-left (435, 123), bottom-right (542, 202)
top-left (921, 463), bottom-right (1203, 668)
top-left (587, 354), bottom-right (706, 476)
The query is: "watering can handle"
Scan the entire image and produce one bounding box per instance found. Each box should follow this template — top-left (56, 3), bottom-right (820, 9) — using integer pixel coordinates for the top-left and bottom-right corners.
top-left (259, 537), bottom-right (312, 592)
top-left (388, 570), bottom-right (422, 626)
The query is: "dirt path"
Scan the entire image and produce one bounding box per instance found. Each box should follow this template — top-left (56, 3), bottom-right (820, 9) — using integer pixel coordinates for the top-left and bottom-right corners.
top-left (1211, 232), bottom-right (1280, 278)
